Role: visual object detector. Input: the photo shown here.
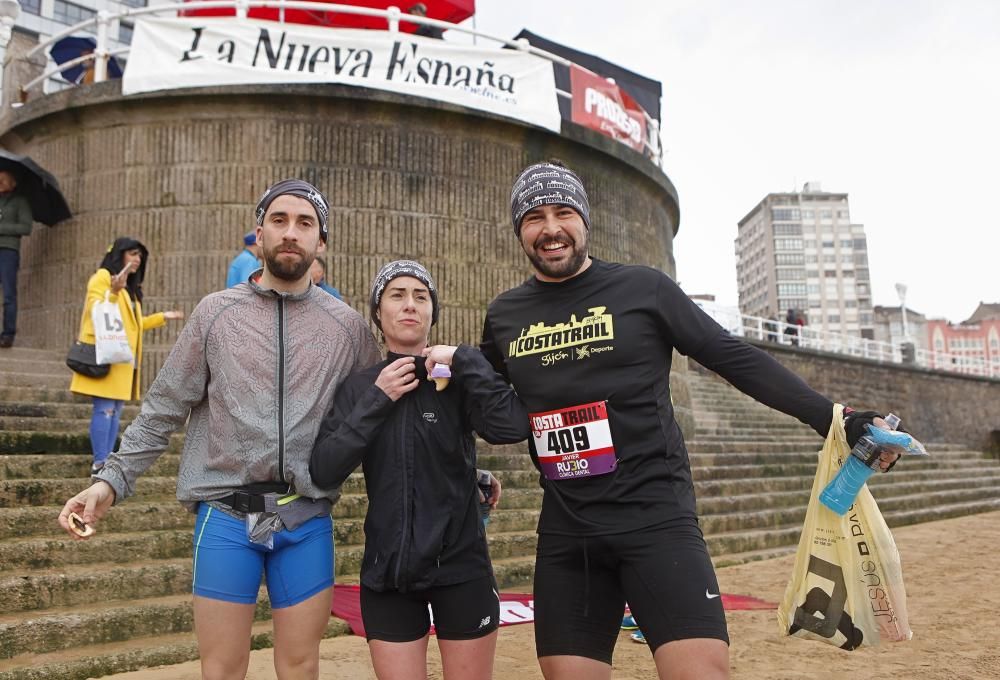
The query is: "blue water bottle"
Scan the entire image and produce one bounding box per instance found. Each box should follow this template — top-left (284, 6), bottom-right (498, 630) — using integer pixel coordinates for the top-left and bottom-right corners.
top-left (819, 414), bottom-right (901, 515)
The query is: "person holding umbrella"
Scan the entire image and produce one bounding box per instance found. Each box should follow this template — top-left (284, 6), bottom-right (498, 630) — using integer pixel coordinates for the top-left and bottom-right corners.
top-left (0, 170), bottom-right (33, 348)
top-left (0, 149), bottom-right (73, 347)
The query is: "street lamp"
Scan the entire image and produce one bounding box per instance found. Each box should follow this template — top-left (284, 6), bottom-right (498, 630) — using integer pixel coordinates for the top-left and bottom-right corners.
top-left (0, 0), bottom-right (20, 107)
top-left (895, 282), bottom-right (909, 340)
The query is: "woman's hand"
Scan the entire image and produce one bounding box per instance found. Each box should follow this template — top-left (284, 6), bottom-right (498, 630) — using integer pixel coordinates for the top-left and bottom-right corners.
top-left (422, 344), bottom-right (458, 374)
top-left (375, 357), bottom-right (420, 402)
top-left (163, 310), bottom-right (184, 321)
top-left (109, 262), bottom-right (135, 294)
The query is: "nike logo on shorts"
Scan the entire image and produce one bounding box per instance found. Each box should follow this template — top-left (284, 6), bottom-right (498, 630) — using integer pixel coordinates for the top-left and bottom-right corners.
top-left (705, 589), bottom-right (720, 599)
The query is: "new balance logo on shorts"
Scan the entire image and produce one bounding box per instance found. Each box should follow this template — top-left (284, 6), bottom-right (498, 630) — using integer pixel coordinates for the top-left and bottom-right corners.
top-left (478, 616), bottom-right (492, 629)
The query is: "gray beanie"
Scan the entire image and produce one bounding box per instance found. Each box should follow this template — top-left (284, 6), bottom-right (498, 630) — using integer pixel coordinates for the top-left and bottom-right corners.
top-left (509, 162), bottom-right (591, 235)
top-left (369, 260), bottom-right (439, 329)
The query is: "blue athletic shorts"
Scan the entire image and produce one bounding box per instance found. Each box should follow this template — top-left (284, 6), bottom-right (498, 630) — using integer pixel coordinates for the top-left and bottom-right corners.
top-left (192, 503), bottom-right (334, 609)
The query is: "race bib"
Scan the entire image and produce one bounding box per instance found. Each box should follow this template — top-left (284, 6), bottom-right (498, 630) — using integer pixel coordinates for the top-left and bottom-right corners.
top-left (530, 401), bottom-right (617, 480)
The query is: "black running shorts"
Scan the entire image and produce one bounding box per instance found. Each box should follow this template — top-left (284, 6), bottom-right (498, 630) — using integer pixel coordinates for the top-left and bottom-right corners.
top-left (361, 574), bottom-right (500, 642)
top-left (533, 520), bottom-right (729, 662)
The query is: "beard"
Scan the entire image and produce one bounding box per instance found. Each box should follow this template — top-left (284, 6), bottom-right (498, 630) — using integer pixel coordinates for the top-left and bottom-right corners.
top-left (262, 240), bottom-right (315, 282)
top-left (524, 233), bottom-right (589, 280)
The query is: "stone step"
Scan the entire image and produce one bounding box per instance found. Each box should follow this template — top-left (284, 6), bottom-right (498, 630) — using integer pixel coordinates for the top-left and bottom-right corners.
top-left (0, 454), bottom-right (179, 481)
top-left (690, 433), bottom-right (820, 443)
top-left (1, 558), bottom-right (193, 614)
top-left (0, 372), bottom-right (69, 390)
top-left (0, 403), bottom-right (141, 423)
top-left (0, 416), bottom-right (128, 433)
top-left (0, 431), bottom-right (184, 455)
top-left (0, 528), bottom-right (192, 571)
top-left (0, 476), bottom-right (177, 508)
top-left (710, 544), bottom-right (797, 569)
top-left (0, 388), bottom-right (90, 405)
top-left (0, 501), bottom-right (195, 541)
top-left (0, 621), bottom-right (314, 680)
top-left (0, 347), bottom-right (64, 362)
top-left (0, 358), bottom-right (71, 376)
top-left (686, 447), bottom-right (978, 468)
top-left (0, 613), bottom-right (349, 679)
top-left (0, 594), bottom-right (271, 659)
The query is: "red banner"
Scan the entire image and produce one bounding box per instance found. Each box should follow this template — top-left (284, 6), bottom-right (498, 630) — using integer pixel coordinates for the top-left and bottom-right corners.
top-left (569, 65), bottom-right (648, 152)
top-left (331, 584), bottom-right (773, 637)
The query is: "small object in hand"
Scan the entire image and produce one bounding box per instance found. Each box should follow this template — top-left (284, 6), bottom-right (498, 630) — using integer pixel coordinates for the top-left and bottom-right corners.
top-left (68, 512), bottom-right (95, 537)
top-left (429, 364), bottom-right (451, 391)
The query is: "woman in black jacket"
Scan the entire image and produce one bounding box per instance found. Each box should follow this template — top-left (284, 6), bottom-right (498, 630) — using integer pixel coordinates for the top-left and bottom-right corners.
top-left (310, 260), bottom-right (528, 680)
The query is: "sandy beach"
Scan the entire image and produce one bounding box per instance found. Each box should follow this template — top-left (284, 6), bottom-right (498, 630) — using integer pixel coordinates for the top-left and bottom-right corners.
top-left (111, 511), bottom-right (999, 679)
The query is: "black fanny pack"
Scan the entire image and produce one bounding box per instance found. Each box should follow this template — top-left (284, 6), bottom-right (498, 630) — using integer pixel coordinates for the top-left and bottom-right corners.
top-left (216, 482), bottom-right (292, 513)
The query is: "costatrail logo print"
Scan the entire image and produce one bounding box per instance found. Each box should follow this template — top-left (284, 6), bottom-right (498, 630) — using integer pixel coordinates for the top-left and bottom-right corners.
top-left (507, 307), bottom-right (614, 358)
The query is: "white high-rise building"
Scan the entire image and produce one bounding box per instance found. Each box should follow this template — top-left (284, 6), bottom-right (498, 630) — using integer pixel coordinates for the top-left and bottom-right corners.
top-left (735, 182), bottom-right (875, 339)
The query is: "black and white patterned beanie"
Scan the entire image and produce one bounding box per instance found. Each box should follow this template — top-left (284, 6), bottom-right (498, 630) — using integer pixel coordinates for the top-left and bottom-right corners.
top-left (509, 162), bottom-right (591, 236)
top-left (369, 260), bottom-right (439, 329)
top-left (255, 178), bottom-right (330, 242)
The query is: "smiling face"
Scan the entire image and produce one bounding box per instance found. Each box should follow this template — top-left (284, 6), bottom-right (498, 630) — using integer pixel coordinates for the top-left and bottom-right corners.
top-left (518, 203), bottom-right (591, 282)
top-left (377, 276), bottom-right (433, 354)
top-left (258, 194), bottom-right (321, 283)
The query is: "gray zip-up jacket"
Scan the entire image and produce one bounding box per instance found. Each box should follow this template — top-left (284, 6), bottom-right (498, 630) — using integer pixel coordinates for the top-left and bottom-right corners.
top-left (96, 276), bottom-right (381, 512)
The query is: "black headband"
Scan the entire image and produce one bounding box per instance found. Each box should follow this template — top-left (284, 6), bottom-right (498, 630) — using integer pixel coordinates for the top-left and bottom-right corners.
top-left (510, 163), bottom-right (591, 235)
top-left (255, 178), bottom-right (330, 241)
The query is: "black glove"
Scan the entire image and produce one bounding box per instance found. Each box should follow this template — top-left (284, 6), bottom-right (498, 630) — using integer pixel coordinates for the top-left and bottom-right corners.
top-left (843, 407), bottom-right (909, 472)
top-left (843, 408), bottom-right (882, 449)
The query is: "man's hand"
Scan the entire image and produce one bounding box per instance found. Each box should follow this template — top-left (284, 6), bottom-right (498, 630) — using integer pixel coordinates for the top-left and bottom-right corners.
top-left (844, 409), bottom-right (903, 472)
top-left (163, 310), bottom-right (185, 321)
top-left (57, 481), bottom-right (116, 540)
top-left (375, 357), bottom-right (420, 402)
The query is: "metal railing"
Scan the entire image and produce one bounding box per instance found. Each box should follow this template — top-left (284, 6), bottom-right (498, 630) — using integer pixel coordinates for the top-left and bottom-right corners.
top-left (736, 313), bottom-right (1000, 379)
top-left (14, 1), bottom-right (663, 161)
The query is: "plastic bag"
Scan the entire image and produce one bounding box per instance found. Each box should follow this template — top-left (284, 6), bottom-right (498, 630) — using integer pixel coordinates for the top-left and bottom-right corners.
top-left (92, 291), bottom-right (134, 366)
top-left (777, 404), bottom-right (912, 650)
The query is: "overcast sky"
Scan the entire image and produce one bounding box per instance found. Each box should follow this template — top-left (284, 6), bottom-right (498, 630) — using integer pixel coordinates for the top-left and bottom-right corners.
top-left (453, 0), bottom-right (999, 323)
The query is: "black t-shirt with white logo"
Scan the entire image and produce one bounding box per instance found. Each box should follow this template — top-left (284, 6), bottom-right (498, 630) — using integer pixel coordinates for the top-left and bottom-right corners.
top-left (481, 258), bottom-right (833, 536)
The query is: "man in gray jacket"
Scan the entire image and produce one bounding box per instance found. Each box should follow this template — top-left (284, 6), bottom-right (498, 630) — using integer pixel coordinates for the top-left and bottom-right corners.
top-left (58, 179), bottom-right (380, 680)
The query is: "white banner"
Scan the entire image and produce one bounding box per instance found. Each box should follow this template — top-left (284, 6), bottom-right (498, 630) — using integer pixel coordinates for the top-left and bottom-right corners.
top-left (122, 18), bottom-right (561, 132)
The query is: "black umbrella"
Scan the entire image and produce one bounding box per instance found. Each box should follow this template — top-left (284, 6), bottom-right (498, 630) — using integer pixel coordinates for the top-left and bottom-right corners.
top-left (0, 150), bottom-right (72, 226)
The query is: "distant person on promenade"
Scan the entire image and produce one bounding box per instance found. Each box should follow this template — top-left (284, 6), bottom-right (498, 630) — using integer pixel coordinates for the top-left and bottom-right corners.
top-left (0, 170), bottom-right (34, 348)
top-left (68, 237), bottom-right (184, 475)
top-left (408, 3), bottom-right (445, 39)
top-left (784, 307), bottom-right (800, 346)
top-left (477, 160), bottom-right (902, 680)
top-left (58, 179), bottom-right (380, 680)
top-left (226, 231), bottom-right (261, 288)
top-left (311, 259), bottom-right (525, 680)
top-left (310, 257), bottom-right (342, 300)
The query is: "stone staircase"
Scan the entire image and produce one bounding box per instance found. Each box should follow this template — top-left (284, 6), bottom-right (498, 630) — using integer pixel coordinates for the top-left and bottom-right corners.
top-left (686, 369), bottom-right (1000, 566)
top-left (1, 350), bottom-right (999, 678)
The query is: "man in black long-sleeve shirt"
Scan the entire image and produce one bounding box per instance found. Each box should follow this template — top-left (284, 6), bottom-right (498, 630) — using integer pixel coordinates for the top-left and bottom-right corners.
top-left (480, 161), bottom-right (898, 680)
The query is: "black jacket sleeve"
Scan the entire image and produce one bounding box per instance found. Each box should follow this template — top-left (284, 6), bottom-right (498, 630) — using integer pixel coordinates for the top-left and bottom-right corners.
top-left (309, 377), bottom-right (397, 490)
top-left (452, 344), bottom-right (530, 445)
top-left (479, 313), bottom-right (508, 379)
top-left (690, 330), bottom-right (834, 437)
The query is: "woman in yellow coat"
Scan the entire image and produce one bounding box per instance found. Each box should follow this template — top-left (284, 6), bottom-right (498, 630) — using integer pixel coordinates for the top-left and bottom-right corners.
top-left (70, 237), bottom-right (184, 474)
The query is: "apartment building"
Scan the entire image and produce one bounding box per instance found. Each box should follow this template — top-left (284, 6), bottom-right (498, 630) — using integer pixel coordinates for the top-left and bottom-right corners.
top-left (735, 182), bottom-right (875, 338)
